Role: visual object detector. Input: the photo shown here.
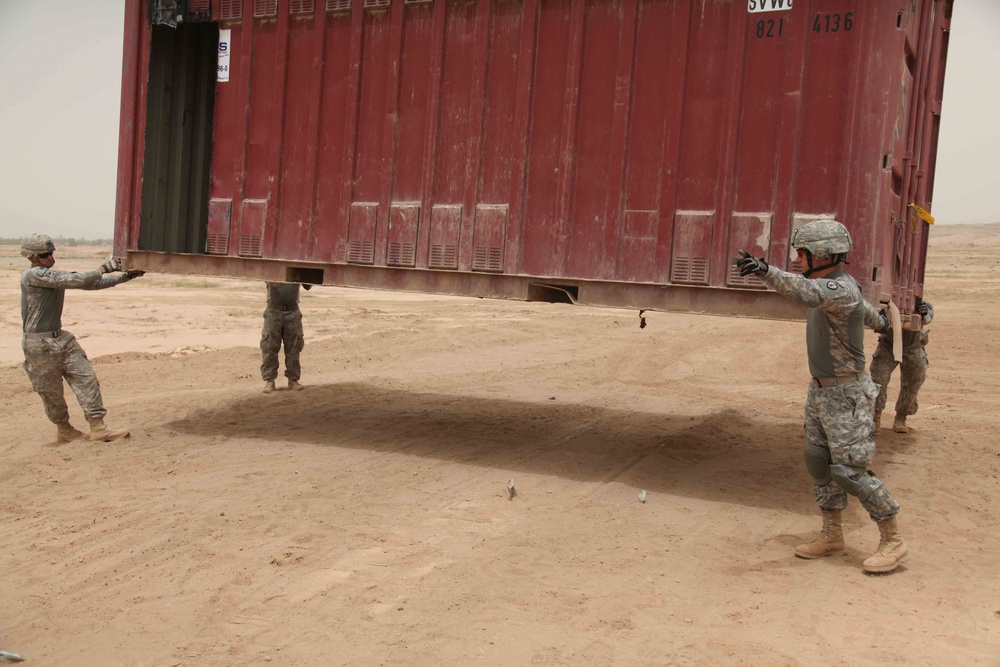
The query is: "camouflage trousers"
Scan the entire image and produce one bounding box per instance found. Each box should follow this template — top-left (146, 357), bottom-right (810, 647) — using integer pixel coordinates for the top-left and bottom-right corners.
top-left (260, 306), bottom-right (304, 381)
top-left (870, 342), bottom-right (928, 417)
top-left (22, 330), bottom-right (106, 423)
top-left (803, 375), bottom-right (899, 522)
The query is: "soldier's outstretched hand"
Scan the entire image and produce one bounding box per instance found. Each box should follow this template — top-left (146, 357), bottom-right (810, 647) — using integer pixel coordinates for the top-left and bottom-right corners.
top-left (99, 258), bottom-right (122, 274)
top-left (734, 249), bottom-right (769, 277)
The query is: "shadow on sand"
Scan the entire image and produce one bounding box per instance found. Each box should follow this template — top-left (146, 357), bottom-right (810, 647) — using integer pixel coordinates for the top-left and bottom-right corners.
top-left (169, 381), bottom-right (826, 513)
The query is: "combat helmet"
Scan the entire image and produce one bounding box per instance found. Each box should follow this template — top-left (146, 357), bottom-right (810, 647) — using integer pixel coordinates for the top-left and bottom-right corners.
top-left (21, 233), bottom-right (56, 258)
top-left (790, 219), bottom-right (852, 277)
top-left (790, 219), bottom-right (852, 258)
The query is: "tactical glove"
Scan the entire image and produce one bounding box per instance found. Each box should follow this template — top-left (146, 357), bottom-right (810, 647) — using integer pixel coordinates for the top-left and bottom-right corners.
top-left (734, 250), bottom-right (769, 277)
top-left (877, 307), bottom-right (889, 332)
top-left (915, 298), bottom-right (929, 316)
top-left (100, 258), bottom-right (122, 274)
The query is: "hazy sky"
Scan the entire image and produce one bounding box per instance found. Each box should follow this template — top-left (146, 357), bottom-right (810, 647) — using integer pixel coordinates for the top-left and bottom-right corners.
top-left (0, 1), bottom-right (997, 240)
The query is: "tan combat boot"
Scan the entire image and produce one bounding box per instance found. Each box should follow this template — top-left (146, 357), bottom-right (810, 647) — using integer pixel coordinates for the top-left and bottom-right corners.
top-left (262, 380), bottom-right (276, 394)
top-left (795, 510), bottom-right (845, 559)
top-left (893, 414), bottom-right (909, 433)
top-left (862, 517), bottom-right (909, 573)
top-left (86, 416), bottom-right (130, 442)
top-left (873, 410), bottom-right (882, 435)
top-left (56, 422), bottom-right (85, 442)
top-left (287, 379), bottom-right (303, 391)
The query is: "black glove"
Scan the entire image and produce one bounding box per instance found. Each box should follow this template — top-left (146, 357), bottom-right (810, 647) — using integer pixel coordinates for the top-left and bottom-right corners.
top-left (915, 298), bottom-right (929, 316)
top-left (99, 258), bottom-right (122, 274)
top-left (734, 250), bottom-right (769, 277)
top-left (125, 270), bottom-right (145, 279)
top-left (878, 307), bottom-right (889, 332)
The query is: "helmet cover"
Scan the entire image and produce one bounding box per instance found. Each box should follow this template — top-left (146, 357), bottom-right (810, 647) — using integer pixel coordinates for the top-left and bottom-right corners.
top-left (791, 219), bottom-right (852, 258)
top-left (21, 233), bottom-right (56, 258)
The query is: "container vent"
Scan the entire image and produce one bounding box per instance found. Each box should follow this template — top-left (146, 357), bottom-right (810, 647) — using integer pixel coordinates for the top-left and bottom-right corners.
top-left (429, 244), bottom-right (458, 270)
top-left (254, 0), bottom-right (278, 17)
top-left (290, 0), bottom-right (315, 13)
top-left (326, 0), bottom-right (351, 11)
top-left (207, 234), bottom-right (229, 255)
top-left (347, 240), bottom-right (375, 264)
top-left (473, 246), bottom-right (503, 272)
top-left (206, 199), bottom-right (232, 254)
top-left (364, 0), bottom-right (391, 9)
top-left (404, 0), bottom-right (433, 4)
top-left (726, 264), bottom-right (765, 289)
top-left (221, 0), bottom-right (243, 20)
top-left (387, 242), bottom-right (416, 267)
top-left (188, 0), bottom-right (212, 19)
top-left (670, 257), bottom-right (708, 285)
top-left (471, 204), bottom-right (507, 273)
top-left (238, 235), bottom-right (263, 257)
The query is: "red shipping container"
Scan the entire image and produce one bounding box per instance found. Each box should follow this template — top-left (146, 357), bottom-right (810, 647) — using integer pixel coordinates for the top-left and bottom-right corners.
top-left (116, 0), bottom-right (951, 326)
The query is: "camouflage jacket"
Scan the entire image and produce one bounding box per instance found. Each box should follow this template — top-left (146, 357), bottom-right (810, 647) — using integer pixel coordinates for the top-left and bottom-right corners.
top-left (21, 267), bottom-right (131, 334)
top-left (266, 282), bottom-right (301, 308)
top-left (760, 266), bottom-right (886, 379)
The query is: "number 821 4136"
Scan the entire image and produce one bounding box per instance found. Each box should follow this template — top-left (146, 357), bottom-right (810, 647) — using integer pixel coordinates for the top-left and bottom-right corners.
top-left (753, 12), bottom-right (854, 40)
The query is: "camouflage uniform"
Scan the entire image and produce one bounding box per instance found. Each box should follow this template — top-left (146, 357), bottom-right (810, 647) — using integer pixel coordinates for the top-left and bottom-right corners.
top-left (21, 266), bottom-right (134, 423)
top-left (260, 283), bottom-right (304, 382)
top-left (760, 265), bottom-right (900, 522)
top-left (870, 301), bottom-right (933, 418)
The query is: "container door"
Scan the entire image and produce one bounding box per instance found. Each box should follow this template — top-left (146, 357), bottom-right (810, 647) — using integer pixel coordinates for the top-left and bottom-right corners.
top-left (887, 0), bottom-right (950, 321)
top-left (138, 22), bottom-right (217, 254)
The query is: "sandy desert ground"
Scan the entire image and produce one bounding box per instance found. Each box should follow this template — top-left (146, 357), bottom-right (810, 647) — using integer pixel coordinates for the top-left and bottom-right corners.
top-left (0, 224), bottom-right (998, 666)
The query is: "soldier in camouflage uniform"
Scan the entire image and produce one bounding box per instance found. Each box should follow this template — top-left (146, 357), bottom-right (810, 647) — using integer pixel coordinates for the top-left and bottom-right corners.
top-left (735, 219), bottom-right (909, 573)
top-left (870, 297), bottom-right (934, 434)
top-left (260, 282), bottom-right (310, 393)
top-left (20, 234), bottom-right (143, 443)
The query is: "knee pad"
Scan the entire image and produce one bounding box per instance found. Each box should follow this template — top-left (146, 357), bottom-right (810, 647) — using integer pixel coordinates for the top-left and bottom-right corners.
top-left (831, 466), bottom-right (900, 520)
top-left (830, 464), bottom-right (880, 500)
top-left (804, 443), bottom-right (832, 485)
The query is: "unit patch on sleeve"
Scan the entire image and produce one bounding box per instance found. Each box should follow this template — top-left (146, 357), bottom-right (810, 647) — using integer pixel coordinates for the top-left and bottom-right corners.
top-left (826, 281), bottom-right (839, 290)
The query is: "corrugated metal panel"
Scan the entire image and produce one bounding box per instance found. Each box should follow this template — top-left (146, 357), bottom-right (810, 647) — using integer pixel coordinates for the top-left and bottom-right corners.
top-left (117, 0), bottom-right (953, 319)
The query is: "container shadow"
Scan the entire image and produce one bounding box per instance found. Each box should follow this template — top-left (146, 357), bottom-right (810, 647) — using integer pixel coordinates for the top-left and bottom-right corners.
top-left (169, 381), bottom-right (815, 512)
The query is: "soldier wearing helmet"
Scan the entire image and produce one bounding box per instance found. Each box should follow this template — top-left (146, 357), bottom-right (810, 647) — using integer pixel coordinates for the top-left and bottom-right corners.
top-left (20, 234), bottom-right (144, 443)
top-left (734, 219), bottom-right (909, 574)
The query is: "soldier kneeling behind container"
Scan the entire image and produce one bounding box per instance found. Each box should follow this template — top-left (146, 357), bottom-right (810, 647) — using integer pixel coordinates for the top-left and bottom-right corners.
top-left (20, 234), bottom-right (142, 443)
top-left (735, 220), bottom-right (908, 573)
